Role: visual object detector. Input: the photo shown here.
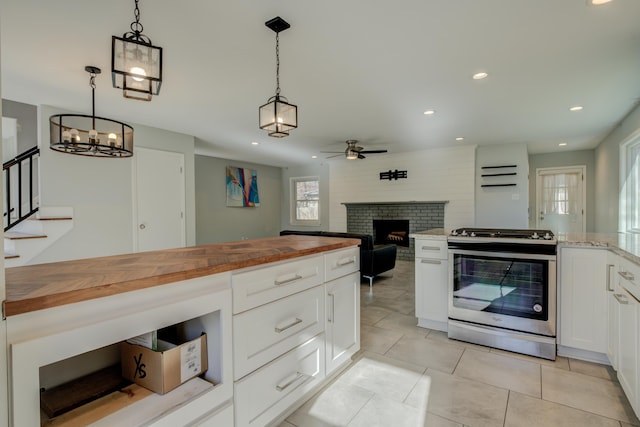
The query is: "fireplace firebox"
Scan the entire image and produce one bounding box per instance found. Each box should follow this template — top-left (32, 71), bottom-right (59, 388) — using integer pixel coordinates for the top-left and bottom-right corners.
top-left (373, 219), bottom-right (410, 247)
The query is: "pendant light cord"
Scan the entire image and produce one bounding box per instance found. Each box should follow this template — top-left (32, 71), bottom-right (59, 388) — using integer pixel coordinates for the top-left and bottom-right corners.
top-left (275, 32), bottom-right (280, 97)
top-left (131, 0), bottom-right (144, 37)
top-left (89, 70), bottom-right (97, 130)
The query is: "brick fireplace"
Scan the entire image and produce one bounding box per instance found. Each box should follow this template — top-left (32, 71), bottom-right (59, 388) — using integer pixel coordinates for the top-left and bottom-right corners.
top-left (344, 201), bottom-right (446, 261)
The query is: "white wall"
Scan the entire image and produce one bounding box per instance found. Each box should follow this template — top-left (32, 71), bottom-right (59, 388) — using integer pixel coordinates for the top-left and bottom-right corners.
top-left (0, 39), bottom-right (8, 427)
top-left (475, 143), bottom-right (529, 229)
top-left (280, 162), bottom-right (330, 231)
top-left (329, 145), bottom-right (476, 231)
top-left (33, 105), bottom-right (196, 263)
top-left (595, 102), bottom-right (640, 233)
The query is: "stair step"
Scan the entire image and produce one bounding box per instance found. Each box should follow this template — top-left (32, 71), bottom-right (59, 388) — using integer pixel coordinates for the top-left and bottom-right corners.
top-left (5, 231), bottom-right (47, 240)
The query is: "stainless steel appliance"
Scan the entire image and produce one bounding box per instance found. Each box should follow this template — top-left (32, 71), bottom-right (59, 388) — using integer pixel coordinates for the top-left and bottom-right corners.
top-left (447, 228), bottom-right (557, 360)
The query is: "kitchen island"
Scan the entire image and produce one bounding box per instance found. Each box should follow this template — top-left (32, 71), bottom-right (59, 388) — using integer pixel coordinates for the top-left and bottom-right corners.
top-left (2, 235), bottom-right (361, 426)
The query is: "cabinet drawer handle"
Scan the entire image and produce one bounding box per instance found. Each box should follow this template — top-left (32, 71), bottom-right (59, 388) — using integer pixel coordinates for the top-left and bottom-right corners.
top-left (274, 317), bottom-right (303, 333)
top-left (275, 371), bottom-right (311, 392)
top-left (420, 259), bottom-right (442, 265)
top-left (421, 246), bottom-right (441, 251)
top-left (614, 293), bottom-right (629, 305)
top-left (606, 264), bottom-right (614, 292)
top-left (618, 271), bottom-right (635, 281)
top-left (336, 257), bottom-right (356, 267)
top-left (274, 274), bottom-right (303, 286)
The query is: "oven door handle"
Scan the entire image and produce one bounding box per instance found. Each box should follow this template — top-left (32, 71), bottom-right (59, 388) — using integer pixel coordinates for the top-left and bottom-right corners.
top-left (448, 248), bottom-right (556, 261)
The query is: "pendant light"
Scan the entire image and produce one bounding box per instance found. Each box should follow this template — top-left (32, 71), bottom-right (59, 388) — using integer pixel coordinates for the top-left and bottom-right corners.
top-left (112, 0), bottom-right (162, 101)
top-left (259, 17), bottom-right (298, 138)
top-left (50, 66), bottom-right (134, 157)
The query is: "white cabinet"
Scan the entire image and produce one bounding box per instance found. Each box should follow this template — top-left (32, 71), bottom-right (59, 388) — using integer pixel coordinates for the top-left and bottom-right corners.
top-left (616, 284), bottom-right (638, 414)
top-left (7, 273), bottom-right (233, 427)
top-left (606, 252), bottom-right (619, 369)
top-left (558, 247), bottom-right (608, 355)
top-left (414, 238), bottom-right (449, 332)
top-left (326, 271), bottom-right (360, 374)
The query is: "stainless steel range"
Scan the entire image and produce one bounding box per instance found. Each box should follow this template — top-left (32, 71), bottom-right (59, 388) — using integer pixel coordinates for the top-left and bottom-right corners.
top-left (447, 228), bottom-right (557, 360)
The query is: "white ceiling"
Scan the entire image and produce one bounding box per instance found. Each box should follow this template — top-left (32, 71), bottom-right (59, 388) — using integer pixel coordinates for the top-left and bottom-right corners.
top-left (2, 0), bottom-right (640, 167)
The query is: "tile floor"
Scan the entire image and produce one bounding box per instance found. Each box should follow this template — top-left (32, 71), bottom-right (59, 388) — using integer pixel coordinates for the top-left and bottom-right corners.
top-left (280, 260), bottom-right (640, 427)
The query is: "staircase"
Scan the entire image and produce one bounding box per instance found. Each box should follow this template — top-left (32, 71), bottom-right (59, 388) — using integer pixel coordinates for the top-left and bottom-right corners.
top-left (3, 146), bottom-right (75, 267)
top-left (4, 207), bottom-right (74, 267)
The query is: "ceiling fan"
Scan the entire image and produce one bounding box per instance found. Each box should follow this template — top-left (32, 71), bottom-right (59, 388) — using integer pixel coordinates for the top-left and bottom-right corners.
top-left (322, 140), bottom-right (388, 160)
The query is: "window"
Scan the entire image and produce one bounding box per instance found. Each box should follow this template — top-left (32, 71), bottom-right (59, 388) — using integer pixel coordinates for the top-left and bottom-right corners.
top-left (290, 176), bottom-right (320, 225)
top-left (621, 130), bottom-right (640, 233)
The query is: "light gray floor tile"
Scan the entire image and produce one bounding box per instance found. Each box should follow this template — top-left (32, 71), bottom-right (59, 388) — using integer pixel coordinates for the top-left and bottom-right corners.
top-left (337, 351), bottom-right (425, 402)
top-left (424, 412), bottom-right (463, 427)
top-left (542, 365), bottom-right (640, 424)
top-left (360, 305), bottom-right (392, 325)
top-left (504, 391), bottom-right (621, 427)
top-left (372, 311), bottom-right (429, 338)
top-left (347, 395), bottom-right (427, 427)
top-left (454, 349), bottom-right (541, 398)
top-left (414, 368), bottom-right (509, 427)
top-left (360, 324), bottom-right (403, 354)
top-left (568, 358), bottom-right (618, 381)
top-left (287, 381), bottom-right (374, 427)
top-left (385, 335), bottom-right (464, 374)
top-left (426, 329), bottom-right (491, 352)
top-left (490, 347), bottom-right (571, 370)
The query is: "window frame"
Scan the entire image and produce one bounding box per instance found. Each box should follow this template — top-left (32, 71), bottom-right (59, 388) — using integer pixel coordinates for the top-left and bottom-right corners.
top-left (290, 176), bottom-right (321, 226)
top-left (620, 129), bottom-right (640, 233)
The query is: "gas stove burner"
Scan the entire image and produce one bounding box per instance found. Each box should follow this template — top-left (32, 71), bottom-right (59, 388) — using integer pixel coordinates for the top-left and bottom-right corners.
top-left (449, 228), bottom-right (555, 243)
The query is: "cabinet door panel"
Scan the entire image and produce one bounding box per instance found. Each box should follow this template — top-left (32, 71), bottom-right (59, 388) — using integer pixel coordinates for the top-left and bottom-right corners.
top-left (617, 286), bottom-right (638, 412)
top-left (415, 257), bottom-right (449, 330)
top-left (326, 272), bottom-right (360, 373)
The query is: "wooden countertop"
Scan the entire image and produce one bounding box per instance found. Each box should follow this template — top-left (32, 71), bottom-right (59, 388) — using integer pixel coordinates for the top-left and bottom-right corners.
top-left (4, 235), bottom-right (360, 317)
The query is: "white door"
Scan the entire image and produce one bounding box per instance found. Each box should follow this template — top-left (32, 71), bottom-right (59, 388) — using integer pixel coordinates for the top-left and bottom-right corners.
top-left (134, 147), bottom-right (185, 252)
top-left (536, 166), bottom-right (585, 233)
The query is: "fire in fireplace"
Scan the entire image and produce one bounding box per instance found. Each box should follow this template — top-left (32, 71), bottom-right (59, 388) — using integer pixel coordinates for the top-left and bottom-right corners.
top-left (373, 219), bottom-right (410, 247)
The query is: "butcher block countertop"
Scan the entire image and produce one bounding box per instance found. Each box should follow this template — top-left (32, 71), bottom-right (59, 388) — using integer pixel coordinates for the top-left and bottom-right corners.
top-left (4, 235), bottom-right (360, 317)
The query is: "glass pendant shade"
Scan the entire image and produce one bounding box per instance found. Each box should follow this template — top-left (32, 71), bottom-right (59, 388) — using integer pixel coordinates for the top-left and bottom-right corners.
top-left (112, 36), bottom-right (162, 101)
top-left (346, 148), bottom-right (359, 160)
top-left (259, 95), bottom-right (297, 138)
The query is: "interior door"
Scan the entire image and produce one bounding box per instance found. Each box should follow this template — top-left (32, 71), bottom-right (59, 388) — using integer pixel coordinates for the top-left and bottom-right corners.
top-left (134, 147), bottom-right (186, 252)
top-left (536, 166), bottom-right (585, 233)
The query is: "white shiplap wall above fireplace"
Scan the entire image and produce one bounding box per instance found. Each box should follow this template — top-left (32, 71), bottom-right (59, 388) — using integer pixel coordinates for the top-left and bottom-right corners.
top-left (329, 145), bottom-right (476, 232)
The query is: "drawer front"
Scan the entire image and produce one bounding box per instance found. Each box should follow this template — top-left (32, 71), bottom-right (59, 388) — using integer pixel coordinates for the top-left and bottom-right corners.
top-left (233, 285), bottom-right (325, 380)
top-left (234, 334), bottom-right (325, 427)
top-left (415, 239), bottom-right (448, 260)
top-left (619, 259), bottom-right (640, 302)
top-left (232, 255), bottom-right (324, 313)
top-left (325, 247), bottom-right (360, 282)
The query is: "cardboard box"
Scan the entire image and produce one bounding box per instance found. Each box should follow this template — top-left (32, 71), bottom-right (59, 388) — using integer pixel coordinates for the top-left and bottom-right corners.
top-left (120, 333), bottom-right (208, 395)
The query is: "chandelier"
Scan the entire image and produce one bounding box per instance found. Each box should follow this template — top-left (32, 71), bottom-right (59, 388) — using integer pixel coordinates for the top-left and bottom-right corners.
top-left (112, 0), bottom-right (162, 101)
top-left (49, 66), bottom-right (134, 157)
top-left (259, 17), bottom-right (298, 138)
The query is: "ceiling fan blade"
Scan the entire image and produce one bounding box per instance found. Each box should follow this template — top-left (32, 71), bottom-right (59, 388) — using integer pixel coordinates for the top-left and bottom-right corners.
top-left (352, 146), bottom-right (364, 152)
top-left (359, 149), bottom-right (388, 154)
top-left (325, 153), bottom-right (343, 158)
top-left (358, 153), bottom-right (366, 159)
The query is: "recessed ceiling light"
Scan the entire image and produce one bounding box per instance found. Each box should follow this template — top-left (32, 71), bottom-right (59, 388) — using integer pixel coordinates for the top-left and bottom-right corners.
top-left (311, 155), bottom-right (317, 159)
top-left (569, 105), bottom-right (584, 111)
top-left (588, 0), bottom-right (612, 5)
top-left (455, 137), bottom-right (465, 141)
top-left (559, 142), bottom-right (568, 147)
top-left (423, 110), bottom-right (435, 115)
top-left (472, 72), bottom-right (488, 80)
top-left (251, 141), bottom-right (259, 145)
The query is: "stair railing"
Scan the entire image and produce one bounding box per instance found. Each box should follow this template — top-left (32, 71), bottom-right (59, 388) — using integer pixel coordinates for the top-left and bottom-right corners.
top-left (3, 146), bottom-right (40, 231)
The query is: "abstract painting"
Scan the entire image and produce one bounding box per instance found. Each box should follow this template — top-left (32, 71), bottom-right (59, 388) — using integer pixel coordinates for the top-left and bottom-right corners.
top-left (226, 166), bottom-right (260, 207)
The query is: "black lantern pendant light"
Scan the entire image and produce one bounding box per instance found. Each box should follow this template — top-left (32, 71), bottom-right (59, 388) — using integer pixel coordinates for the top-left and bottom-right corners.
top-left (259, 17), bottom-right (298, 138)
top-left (50, 66), bottom-right (134, 157)
top-left (112, 0), bottom-right (162, 101)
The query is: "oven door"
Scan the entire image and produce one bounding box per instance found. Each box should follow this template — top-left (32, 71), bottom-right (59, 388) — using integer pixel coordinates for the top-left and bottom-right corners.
top-left (448, 249), bottom-right (556, 337)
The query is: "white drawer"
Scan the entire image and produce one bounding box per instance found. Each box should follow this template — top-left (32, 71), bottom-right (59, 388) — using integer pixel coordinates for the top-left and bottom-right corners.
top-left (415, 239), bottom-right (448, 260)
top-left (325, 247), bottom-right (359, 282)
top-left (233, 285), bottom-right (325, 380)
top-left (619, 258), bottom-right (640, 302)
top-left (232, 255), bottom-right (324, 313)
top-left (234, 334), bottom-right (325, 427)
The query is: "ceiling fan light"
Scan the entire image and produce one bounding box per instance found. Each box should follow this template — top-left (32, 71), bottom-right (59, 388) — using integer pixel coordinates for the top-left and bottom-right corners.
top-left (346, 148), bottom-right (358, 160)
